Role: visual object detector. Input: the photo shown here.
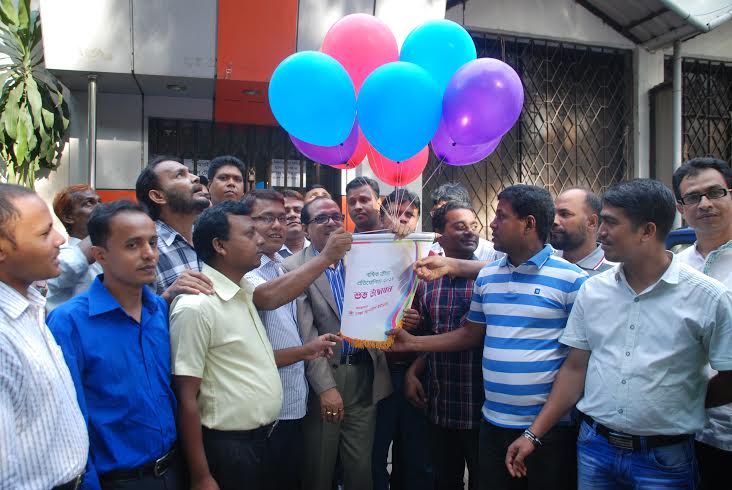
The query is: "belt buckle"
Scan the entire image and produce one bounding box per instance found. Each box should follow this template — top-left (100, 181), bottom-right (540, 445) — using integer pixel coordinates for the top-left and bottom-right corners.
top-left (153, 452), bottom-right (170, 477)
top-left (607, 431), bottom-right (634, 450)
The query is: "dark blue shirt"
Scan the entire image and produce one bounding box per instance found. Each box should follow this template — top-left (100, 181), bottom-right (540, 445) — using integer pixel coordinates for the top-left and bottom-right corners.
top-left (47, 277), bottom-right (177, 490)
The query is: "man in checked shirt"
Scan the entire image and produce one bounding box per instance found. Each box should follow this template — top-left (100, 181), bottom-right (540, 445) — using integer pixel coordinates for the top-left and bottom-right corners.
top-left (405, 201), bottom-right (485, 490)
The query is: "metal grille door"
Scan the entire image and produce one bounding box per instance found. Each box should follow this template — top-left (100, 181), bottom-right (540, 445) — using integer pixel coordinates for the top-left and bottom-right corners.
top-left (422, 34), bottom-right (633, 236)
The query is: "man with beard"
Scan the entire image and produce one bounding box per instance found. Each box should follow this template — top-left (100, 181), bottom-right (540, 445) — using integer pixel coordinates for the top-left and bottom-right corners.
top-left (403, 201), bottom-right (483, 490)
top-left (346, 177), bottom-right (382, 233)
top-left (283, 197), bottom-right (392, 490)
top-left (136, 156), bottom-right (214, 302)
top-left (0, 184), bottom-right (88, 490)
top-left (47, 184), bottom-right (104, 311)
top-left (551, 188), bottom-right (613, 276)
top-left (504, 179), bottom-right (732, 489)
top-left (207, 155), bottom-right (246, 205)
top-left (48, 201), bottom-right (185, 490)
top-left (390, 185), bottom-right (587, 490)
top-left (280, 189), bottom-right (309, 258)
top-left (674, 158), bottom-right (732, 488)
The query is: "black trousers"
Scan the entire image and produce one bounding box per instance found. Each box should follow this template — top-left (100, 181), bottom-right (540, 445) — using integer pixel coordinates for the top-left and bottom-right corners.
top-left (267, 418), bottom-right (305, 490)
top-left (479, 420), bottom-right (576, 490)
top-left (101, 452), bottom-right (186, 490)
top-left (696, 441), bottom-right (732, 490)
top-left (429, 423), bottom-right (480, 490)
top-left (202, 426), bottom-right (278, 490)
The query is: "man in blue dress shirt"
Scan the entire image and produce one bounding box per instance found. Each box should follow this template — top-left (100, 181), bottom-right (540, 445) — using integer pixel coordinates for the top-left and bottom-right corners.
top-left (48, 200), bottom-right (183, 490)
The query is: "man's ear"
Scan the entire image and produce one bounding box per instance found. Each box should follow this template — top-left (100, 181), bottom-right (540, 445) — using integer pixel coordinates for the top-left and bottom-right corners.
top-left (587, 213), bottom-right (599, 232)
top-left (0, 239), bottom-right (9, 264)
top-left (212, 237), bottom-right (226, 256)
top-left (61, 212), bottom-right (75, 228)
top-left (675, 203), bottom-right (684, 216)
top-left (640, 222), bottom-right (658, 243)
top-left (524, 215), bottom-right (537, 234)
top-left (148, 189), bottom-right (167, 206)
top-left (91, 245), bottom-right (105, 266)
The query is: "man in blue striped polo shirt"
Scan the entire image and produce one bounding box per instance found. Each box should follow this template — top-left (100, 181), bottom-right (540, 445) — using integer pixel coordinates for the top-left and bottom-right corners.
top-left (390, 184), bottom-right (587, 490)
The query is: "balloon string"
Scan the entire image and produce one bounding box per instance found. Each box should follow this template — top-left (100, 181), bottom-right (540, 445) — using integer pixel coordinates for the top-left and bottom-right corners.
top-left (392, 156), bottom-right (445, 226)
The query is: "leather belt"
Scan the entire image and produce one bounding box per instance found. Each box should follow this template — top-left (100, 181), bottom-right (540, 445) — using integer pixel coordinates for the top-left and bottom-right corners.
top-left (100, 447), bottom-right (176, 482)
top-left (53, 473), bottom-right (83, 490)
top-left (203, 421), bottom-right (278, 441)
top-left (580, 413), bottom-right (692, 451)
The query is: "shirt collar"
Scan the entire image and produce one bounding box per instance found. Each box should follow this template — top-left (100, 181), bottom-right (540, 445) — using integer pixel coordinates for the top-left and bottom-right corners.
top-left (156, 220), bottom-right (187, 247)
top-left (67, 236), bottom-right (82, 246)
top-left (499, 244), bottom-right (553, 269)
top-left (614, 252), bottom-right (680, 288)
top-left (87, 275), bottom-right (160, 317)
top-left (202, 263), bottom-right (253, 302)
top-left (0, 281), bottom-right (45, 320)
top-left (575, 244), bottom-right (607, 271)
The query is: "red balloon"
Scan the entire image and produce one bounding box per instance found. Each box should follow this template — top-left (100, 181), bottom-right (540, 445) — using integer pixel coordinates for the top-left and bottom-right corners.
top-left (330, 160), bottom-right (363, 170)
top-left (321, 14), bottom-right (399, 94)
top-left (368, 145), bottom-right (429, 186)
top-left (346, 129), bottom-right (369, 168)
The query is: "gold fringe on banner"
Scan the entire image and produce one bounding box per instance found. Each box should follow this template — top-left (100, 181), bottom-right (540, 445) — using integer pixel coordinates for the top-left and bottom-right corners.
top-left (339, 333), bottom-right (396, 350)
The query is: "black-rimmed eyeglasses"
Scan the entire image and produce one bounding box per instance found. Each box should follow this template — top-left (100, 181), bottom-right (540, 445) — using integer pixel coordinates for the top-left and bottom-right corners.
top-left (252, 215), bottom-right (288, 225)
top-left (678, 188), bottom-right (732, 206)
top-left (307, 213), bottom-right (345, 225)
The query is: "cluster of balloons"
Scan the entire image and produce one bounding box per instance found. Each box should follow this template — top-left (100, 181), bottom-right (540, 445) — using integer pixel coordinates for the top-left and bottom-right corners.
top-left (268, 15), bottom-right (524, 186)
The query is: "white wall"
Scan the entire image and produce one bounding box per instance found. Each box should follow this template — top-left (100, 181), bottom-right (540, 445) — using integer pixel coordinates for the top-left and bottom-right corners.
top-left (633, 49), bottom-right (665, 179)
top-left (672, 20), bottom-right (732, 63)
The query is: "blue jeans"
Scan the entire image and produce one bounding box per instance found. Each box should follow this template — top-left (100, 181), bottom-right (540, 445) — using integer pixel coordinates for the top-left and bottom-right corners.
top-left (577, 420), bottom-right (699, 489)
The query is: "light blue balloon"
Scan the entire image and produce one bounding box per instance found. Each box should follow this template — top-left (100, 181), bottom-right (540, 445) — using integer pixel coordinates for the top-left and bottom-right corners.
top-left (358, 61), bottom-right (442, 162)
top-left (269, 51), bottom-right (356, 147)
top-left (400, 19), bottom-right (477, 93)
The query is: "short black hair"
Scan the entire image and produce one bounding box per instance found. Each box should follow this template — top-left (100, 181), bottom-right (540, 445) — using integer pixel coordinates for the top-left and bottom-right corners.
top-left (672, 157), bottom-right (732, 201)
top-left (301, 196), bottom-right (334, 225)
top-left (0, 183), bottom-right (35, 247)
top-left (135, 155), bottom-right (183, 220)
top-left (193, 201), bottom-right (253, 263)
top-left (498, 184), bottom-right (555, 243)
top-left (430, 182), bottom-right (470, 206)
top-left (381, 189), bottom-right (420, 218)
top-left (282, 189), bottom-right (304, 200)
top-left (602, 179), bottom-right (676, 241)
top-left (346, 176), bottom-right (379, 198)
top-left (87, 200), bottom-right (147, 247)
top-left (241, 189), bottom-right (285, 208)
top-left (431, 200), bottom-right (474, 232)
top-left (208, 155), bottom-right (246, 182)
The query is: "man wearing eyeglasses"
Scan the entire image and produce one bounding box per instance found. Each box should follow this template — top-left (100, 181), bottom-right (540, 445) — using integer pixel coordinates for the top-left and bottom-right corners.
top-left (282, 197), bottom-right (393, 490)
top-left (242, 189), bottom-right (343, 489)
top-left (674, 157), bottom-right (732, 489)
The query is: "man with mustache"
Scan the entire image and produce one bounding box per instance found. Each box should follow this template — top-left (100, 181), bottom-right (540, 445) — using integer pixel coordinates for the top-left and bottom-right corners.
top-left (504, 179), bottom-right (732, 489)
top-left (551, 188), bottom-right (613, 276)
top-left (280, 189), bottom-right (309, 258)
top-left (346, 177), bottom-right (382, 233)
top-left (283, 197), bottom-right (392, 490)
top-left (136, 156), bottom-right (214, 302)
top-left (0, 184), bottom-right (88, 490)
top-left (391, 185), bottom-right (587, 490)
top-left (207, 156), bottom-right (246, 205)
top-left (47, 201), bottom-right (184, 490)
top-left (403, 201), bottom-right (483, 490)
top-left (674, 158), bottom-right (732, 489)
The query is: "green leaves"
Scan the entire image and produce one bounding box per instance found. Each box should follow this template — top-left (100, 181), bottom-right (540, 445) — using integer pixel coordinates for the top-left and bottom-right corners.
top-left (0, 1), bottom-right (68, 188)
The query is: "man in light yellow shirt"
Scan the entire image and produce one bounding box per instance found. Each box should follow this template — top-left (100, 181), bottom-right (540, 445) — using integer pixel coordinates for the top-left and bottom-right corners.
top-left (170, 201), bottom-right (337, 490)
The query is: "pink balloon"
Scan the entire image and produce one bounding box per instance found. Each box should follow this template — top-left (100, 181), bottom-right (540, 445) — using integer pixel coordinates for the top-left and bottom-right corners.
top-left (431, 118), bottom-right (501, 166)
top-left (368, 144), bottom-right (429, 186)
top-left (321, 14), bottom-right (399, 94)
top-left (346, 128), bottom-right (369, 168)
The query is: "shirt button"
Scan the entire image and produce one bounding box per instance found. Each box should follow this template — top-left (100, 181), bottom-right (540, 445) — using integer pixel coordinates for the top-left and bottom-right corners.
top-left (630, 325), bottom-right (635, 330)
top-left (625, 351), bottom-right (630, 356)
top-left (621, 379), bottom-right (627, 384)
top-left (618, 408), bottom-right (624, 414)
top-left (634, 297), bottom-right (639, 303)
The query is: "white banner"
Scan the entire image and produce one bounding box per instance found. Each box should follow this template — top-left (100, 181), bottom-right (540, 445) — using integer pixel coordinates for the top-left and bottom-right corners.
top-left (341, 233), bottom-right (434, 349)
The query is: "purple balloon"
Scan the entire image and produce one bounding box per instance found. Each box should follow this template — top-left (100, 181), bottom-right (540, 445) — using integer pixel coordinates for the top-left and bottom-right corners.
top-left (443, 58), bottom-right (524, 146)
top-left (290, 121), bottom-right (358, 165)
top-left (431, 119), bottom-right (500, 166)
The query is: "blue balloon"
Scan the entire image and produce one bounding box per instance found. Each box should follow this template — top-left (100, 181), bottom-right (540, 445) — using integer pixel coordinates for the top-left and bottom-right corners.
top-left (400, 19), bottom-right (477, 93)
top-left (358, 62), bottom-right (441, 162)
top-left (269, 51), bottom-right (356, 147)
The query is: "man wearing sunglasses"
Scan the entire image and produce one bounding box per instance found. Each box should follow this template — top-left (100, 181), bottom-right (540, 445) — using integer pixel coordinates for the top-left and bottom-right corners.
top-left (283, 197), bottom-right (392, 490)
top-left (674, 157), bottom-right (732, 489)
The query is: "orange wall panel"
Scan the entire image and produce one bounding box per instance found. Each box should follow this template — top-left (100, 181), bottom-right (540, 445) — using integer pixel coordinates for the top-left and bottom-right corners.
top-left (98, 189), bottom-right (137, 203)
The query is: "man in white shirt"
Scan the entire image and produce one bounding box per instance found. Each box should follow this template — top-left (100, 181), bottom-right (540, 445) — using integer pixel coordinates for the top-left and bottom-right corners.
top-left (504, 179), bottom-right (732, 489)
top-left (46, 184), bottom-right (103, 311)
top-left (0, 184), bottom-right (88, 490)
top-left (673, 157), bottom-right (732, 489)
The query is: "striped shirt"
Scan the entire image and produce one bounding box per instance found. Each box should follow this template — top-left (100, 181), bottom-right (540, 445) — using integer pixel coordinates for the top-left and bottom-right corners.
top-left (467, 244), bottom-right (587, 428)
top-left (154, 220), bottom-right (201, 295)
top-left (245, 253), bottom-right (308, 420)
top-left (0, 281), bottom-right (88, 490)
